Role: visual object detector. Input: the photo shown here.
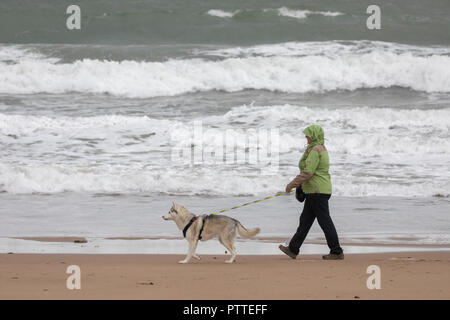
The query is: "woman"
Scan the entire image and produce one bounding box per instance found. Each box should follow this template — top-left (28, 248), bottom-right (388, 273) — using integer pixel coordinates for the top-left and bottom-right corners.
top-left (279, 124), bottom-right (344, 260)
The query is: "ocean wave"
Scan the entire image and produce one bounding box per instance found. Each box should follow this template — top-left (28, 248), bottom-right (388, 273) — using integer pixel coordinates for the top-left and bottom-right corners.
top-left (0, 113), bottom-right (177, 136)
top-left (0, 162), bottom-right (283, 195)
top-left (215, 104), bottom-right (450, 154)
top-left (195, 40), bottom-right (450, 58)
top-left (1, 103), bottom-right (449, 197)
top-left (219, 104), bottom-right (450, 129)
top-left (1, 49), bottom-right (449, 97)
top-left (206, 7), bottom-right (343, 20)
top-left (0, 163), bottom-right (448, 197)
top-left (0, 45), bottom-right (59, 64)
top-left (1, 105), bottom-right (450, 158)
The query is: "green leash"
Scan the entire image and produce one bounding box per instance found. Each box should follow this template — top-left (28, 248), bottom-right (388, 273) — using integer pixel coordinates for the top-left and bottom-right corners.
top-left (210, 190), bottom-right (294, 215)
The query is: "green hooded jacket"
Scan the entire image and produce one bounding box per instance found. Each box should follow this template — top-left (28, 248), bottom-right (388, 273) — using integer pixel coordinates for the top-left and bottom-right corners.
top-left (299, 125), bottom-right (332, 194)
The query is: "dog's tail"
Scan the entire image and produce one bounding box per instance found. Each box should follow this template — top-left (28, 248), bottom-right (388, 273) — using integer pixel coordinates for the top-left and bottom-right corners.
top-left (236, 222), bottom-right (260, 238)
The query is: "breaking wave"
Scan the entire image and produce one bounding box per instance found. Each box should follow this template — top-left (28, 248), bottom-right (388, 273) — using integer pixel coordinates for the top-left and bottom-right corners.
top-left (1, 104), bottom-right (449, 196)
top-left (1, 50), bottom-right (449, 97)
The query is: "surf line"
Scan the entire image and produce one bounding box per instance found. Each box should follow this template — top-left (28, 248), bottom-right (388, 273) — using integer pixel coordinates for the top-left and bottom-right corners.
top-left (209, 190), bottom-right (294, 215)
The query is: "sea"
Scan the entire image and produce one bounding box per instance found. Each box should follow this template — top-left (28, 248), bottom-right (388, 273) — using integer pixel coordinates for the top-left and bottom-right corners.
top-left (0, 0), bottom-right (449, 253)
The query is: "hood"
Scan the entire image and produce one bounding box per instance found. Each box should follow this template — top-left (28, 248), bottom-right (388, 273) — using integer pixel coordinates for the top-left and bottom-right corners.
top-left (303, 125), bottom-right (324, 148)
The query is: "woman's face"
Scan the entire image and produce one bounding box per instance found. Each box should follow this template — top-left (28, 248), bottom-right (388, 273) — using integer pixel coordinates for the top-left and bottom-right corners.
top-left (306, 136), bottom-right (312, 144)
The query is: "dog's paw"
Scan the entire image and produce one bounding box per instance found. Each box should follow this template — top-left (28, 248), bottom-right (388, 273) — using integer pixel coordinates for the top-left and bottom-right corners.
top-left (178, 260), bottom-right (188, 264)
top-left (193, 254), bottom-right (201, 260)
top-left (225, 259), bottom-right (235, 264)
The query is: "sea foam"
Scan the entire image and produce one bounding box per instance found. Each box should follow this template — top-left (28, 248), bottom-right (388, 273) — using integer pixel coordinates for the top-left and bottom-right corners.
top-left (1, 104), bottom-right (449, 196)
top-left (275, 7), bottom-right (344, 19)
top-left (1, 51), bottom-right (449, 97)
top-left (207, 9), bottom-right (239, 18)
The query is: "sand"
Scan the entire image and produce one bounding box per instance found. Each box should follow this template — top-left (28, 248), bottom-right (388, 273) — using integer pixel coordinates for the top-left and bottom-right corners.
top-left (1, 252), bottom-right (449, 300)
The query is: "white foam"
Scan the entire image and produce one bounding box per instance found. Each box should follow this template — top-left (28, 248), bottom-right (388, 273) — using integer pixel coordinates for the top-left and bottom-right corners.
top-left (207, 9), bottom-right (239, 18)
top-left (206, 8), bottom-right (343, 20)
top-left (0, 45), bottom-right (59, 64)
top-left (0, 162), bottom-right (286, 195)
top-left (0, 113), bottom-right (177, 136)
top-left (214, 104), bottom-right (450, 155)
top-left (1, 103), bottom-right (449, 196)
top-left (2, 105), bottom-right (449, 157)
top-left (275, 7), bottom-right (344, 20)
top-left (1, 162), bottom-right (448, 197)
top-left (1, 50), bottom-right (449, 97)
top-left (220, 104), bottom-right (450, 129)
top-left (196, 40), bottom-right (450, 58)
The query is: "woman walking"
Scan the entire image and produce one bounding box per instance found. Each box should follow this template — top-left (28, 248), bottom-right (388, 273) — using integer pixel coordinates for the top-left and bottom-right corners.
top-left (279, 124), bottom-right (344, 260)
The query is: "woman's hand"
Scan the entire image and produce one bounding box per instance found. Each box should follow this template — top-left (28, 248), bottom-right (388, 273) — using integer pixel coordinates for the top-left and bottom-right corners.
top-left (285, 185), bottom-right (293, 193)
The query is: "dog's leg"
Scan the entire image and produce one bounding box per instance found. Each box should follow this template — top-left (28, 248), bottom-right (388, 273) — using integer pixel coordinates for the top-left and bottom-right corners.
top-left (225, 242), bottom-right (236, 264)
top-left (193, 254), bottom-right (201, 260)
top-left (179, 239), bottom-right (198, 264)
top-left (220, 236), bottom-right (237, 264)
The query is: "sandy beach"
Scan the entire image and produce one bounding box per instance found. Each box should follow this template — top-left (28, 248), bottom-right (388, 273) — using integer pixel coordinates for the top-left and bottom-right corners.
top-left (1, 0), bottom-right (450, 304)
top-left (1, 251), bottom-right (449, 300)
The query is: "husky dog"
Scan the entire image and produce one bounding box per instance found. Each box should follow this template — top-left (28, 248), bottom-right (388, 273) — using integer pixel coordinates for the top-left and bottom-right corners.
top-left (162, 202), bottom-right (260, 264)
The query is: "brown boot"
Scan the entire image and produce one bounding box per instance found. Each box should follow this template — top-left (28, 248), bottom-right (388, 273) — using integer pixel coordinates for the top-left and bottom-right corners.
top-left (278, 245), bottom-right (297, 259)
top-left (322, 253), bottom-right (344, 260)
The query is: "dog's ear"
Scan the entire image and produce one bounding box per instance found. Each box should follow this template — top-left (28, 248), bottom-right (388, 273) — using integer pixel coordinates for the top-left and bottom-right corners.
top-left (172, 202), bottom-right (181, 213)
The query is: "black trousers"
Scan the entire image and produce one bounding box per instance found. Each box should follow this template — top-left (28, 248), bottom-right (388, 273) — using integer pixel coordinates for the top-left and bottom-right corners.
top-left (289, 194), bottom-right (343, 255)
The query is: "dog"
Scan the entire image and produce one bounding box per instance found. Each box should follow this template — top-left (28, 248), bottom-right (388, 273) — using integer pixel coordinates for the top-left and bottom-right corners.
top-left (162, 202), bottom-right (260, 263)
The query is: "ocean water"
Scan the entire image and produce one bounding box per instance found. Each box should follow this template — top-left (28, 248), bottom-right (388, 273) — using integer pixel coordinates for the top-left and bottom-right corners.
top-left (0, 0), bottom-right (449, 247)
